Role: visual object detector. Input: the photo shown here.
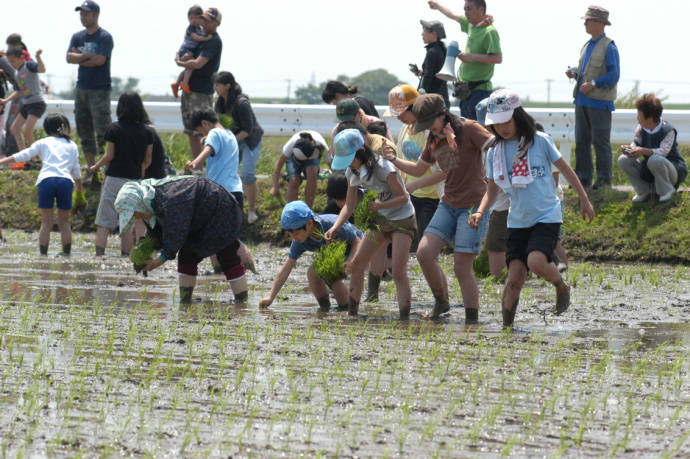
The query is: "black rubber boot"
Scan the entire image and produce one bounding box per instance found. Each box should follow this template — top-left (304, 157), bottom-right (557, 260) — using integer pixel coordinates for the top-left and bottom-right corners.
top-left (465, 308), bottom-right (479, 324)
top-left (180, 286), bottom-right (194, 304)
top-left (348, 297), bottom-right (359, 316)
top-left (336, 303), bottom-right (349, 311)
top-left (39, 244), bottom-right (49, 255)
top-left (95, 246), bottom-right (106, 256)
top-left (234, 290), bottom-right (248, 303)
top-left (61, 243), bottom-right (71, 255)
top-left (430, 294), bottom-right (450, 318)
top-left (364, 272), bottom-right (381, 302)
top-left (317, 297), bottom-right (330, 312)
top-left (213, 265), bottom-right (223, 274)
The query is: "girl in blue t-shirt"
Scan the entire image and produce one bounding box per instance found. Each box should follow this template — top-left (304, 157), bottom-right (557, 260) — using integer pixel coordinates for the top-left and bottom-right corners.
top-left (470, 89), bottom-right (595, 329)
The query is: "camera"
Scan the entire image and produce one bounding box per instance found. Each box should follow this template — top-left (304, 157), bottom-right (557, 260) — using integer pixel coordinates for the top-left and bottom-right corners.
top-left (409, 63), bottom-right (419, 73)
top-left (622, 146), bottom-right (632, 154)
top-left (567, 66), bottom-right (579, 78)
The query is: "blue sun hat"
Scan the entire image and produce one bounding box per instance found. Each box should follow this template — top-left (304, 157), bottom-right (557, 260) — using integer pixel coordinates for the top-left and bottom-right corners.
top-left (332, 129), bottom-right (365, 170)
top-left (280, 200), bottom-right (314, 230)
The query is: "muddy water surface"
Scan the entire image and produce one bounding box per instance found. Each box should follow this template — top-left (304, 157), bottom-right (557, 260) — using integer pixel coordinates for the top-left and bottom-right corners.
top-left (0, 232), bottom-right (689, 457)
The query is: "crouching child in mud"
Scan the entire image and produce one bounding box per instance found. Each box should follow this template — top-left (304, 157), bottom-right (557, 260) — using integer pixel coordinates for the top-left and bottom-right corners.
top-left (259, 200), bottom-right (362, 311)
top-left (325, 129), bottom-right (417, 319)
top-left (469, 90), bottom-right (595, 328)
top-left (114, 176), bottom-right (248, 303)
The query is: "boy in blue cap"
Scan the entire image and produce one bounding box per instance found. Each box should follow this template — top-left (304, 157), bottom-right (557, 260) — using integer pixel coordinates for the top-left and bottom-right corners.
top-left (259, 201), bottom-right (362, 311)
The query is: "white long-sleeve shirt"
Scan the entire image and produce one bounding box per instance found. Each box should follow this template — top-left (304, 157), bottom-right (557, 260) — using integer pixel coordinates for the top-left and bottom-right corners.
top-left (13, 136), bottom-right (82, 185)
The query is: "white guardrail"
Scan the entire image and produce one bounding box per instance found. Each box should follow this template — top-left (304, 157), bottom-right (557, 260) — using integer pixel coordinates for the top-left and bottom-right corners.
top-left (43, 100), bottom-right (690, 164)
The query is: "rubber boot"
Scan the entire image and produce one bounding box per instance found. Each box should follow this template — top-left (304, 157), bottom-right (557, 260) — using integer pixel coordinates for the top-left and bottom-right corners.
top-left (430, 294), bottom-right (450, 318)
top-left (95, 246), bottom-right (106, 256)
top-left (213, 265), bottom-right (223, 274)
top-left (39, 244), bottom-right (49, 255)
top-left (364, 272), bottom-right (381, 302)
top-left (317, 297), bottom-right (330, 312)
top-left (502, 302), bottom-right (518, 329)
top-left (348, 297), bottom-right (359, 316)
top-left (234, 290), bottom-right (248, 303)
top-left (465, 308), bottom-right (479, 324)
top-left (180, 286), bottom-right (194, 304)
top-left (336, 303), bottom-right (349, 312)
top-left (61, 243), bottom-right (71, 255)
top-left (399, 304), bottom-right (411, 320)
top-left (554, 278), bottom-right (571, 315)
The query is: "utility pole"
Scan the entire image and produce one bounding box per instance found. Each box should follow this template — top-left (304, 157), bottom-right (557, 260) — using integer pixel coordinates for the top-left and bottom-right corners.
top-left (545, 79), bottom-right (554, 107)
top-left (285, 79), bottom-right (292, 103)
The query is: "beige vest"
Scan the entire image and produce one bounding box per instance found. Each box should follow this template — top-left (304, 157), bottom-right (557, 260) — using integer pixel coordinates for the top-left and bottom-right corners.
top-left (572, 36), bottom-right (617, 101)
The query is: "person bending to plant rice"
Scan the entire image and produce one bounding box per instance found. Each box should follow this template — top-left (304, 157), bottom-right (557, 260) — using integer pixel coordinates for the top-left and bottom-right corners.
top-left (114, 176), bottom-right (248, 303)
top-left (259, 201), bottom-right (362, 312)
top-left (325, 129), bottom-right (417, 319)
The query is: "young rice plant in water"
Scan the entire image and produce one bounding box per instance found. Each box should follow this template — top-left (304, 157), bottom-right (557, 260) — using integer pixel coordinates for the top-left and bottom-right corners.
top-left (130, 237), bottom-right (159, 277)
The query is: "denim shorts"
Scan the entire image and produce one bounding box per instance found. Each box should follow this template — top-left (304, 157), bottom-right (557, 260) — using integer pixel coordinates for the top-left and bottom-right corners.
top-left (37, 177), bottom-right (74, 210)
top-left (425, 201), bottom-right (488, 254)
top-left (238, 139), bottom-right (262, 185)
top-left (285, 156), bottom-right (320, 180)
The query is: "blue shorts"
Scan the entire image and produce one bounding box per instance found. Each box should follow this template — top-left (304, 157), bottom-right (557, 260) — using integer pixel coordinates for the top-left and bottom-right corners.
top-left (425, 201), bottom-right (487, 254)
top-left (285, 156), bottom-right (320, 180)
top-left (37, 177), bottom-right (74, 210)
top-left (238, 139), bottom-right (262, 185)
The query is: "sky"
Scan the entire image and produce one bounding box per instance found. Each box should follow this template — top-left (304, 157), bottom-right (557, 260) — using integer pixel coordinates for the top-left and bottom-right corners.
top-left (11, 0), bottom-right (690, 103)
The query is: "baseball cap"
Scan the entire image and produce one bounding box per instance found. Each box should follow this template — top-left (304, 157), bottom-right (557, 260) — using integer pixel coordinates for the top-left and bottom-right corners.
top-left (420, 19), bottom-right (446, 39)
top-left (332, 129), bottom-right (365, 170)
top-left (292, 138), bottom-right (316, 162)
top-left (410, 94), bottom-right (446, 133)
top-left (484, 89), bottom-right (522, 126)
top-left (474, 97), bottom-right (489, 126)
top-left (202, 7), bottom-right (222, 23)
top-left (383, 84), bottom-right (419, 117)
top-left (335, 98), bottom-right (360, 122)
top-left (281, 201), bottom-right (314, 230)
top-left (75, 0), bottom-right (100, 13)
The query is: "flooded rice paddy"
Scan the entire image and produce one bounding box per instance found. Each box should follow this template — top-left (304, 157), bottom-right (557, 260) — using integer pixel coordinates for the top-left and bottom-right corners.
top-left (0, 230), bottom-right (689, 457)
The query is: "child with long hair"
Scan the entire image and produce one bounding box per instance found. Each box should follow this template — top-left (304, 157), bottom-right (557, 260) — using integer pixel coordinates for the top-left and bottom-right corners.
top-left (91, 90), bottom-right (153, 256)
top-left (470, 89), bottom-right (595, 328)
top-left (383, 93), bottom-right (493, 322)
top-left (325, 129), bottom-right (417, 319)
top-left (0, 114), bottom-right (82, 254)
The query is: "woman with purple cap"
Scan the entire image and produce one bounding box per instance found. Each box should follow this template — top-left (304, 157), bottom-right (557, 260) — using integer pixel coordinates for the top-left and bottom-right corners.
top-left (469, 89), bottom-right (595, 329)
top-left (325, 129), bottom-right (416, 319)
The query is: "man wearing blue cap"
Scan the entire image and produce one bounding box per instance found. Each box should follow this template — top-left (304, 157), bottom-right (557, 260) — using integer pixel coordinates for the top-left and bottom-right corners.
top-left (259, 201), bottom-right (362, 312)
top-left (67, 1), bottom-right (114, 182)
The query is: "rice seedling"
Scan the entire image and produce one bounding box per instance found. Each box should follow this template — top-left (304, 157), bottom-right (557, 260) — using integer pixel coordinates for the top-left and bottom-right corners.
top-left (354, 190), bottom-right (382, 232)
top-left (311, 239), bottom-right (347, 287)
top-left (130, 237), bottom-right (159, 277)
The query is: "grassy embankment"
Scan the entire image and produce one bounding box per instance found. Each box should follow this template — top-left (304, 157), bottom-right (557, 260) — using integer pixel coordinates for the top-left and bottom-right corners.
top-left (2, 133), bottom-right (690, 264)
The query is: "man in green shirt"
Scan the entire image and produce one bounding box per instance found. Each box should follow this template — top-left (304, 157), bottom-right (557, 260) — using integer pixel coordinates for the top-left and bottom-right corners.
top-left (428, 0), bottom-right (502, 120)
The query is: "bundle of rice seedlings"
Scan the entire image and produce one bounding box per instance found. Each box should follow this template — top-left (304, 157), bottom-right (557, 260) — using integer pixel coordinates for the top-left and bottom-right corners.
top-left (218, 113), bottom-right (234, 130)
top-left (71, 190), bottom-right (87, 215)
top-left (354, 190), bottom-right (382, 232)
top-left (130, 237), bottom-right (159, 277)
top-left (312, 239), bottom-right (347, 287)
